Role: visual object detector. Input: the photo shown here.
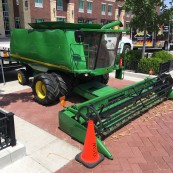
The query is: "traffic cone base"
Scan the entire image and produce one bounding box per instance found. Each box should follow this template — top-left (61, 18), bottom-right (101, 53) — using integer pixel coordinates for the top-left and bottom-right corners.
top-left (75, 119), bottom-right (105, 168)
top-left (75, 152), bottom-right (104, 168)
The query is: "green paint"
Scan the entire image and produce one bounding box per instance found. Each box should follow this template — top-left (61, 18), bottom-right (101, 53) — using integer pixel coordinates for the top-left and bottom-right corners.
top-left (169, 90), bottom-right (173, 99)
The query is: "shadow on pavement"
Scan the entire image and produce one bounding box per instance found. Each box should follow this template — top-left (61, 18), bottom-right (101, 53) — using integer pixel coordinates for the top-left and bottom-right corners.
top-left (0, 91), bottom-right (34, 107)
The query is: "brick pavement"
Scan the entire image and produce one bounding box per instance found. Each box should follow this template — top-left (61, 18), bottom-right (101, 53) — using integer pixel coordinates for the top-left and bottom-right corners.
top-left (1, 78), bottom-right (173, 173)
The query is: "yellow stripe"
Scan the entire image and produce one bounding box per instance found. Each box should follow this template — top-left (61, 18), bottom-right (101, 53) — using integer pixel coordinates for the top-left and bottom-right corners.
top-left (10, 54), bottom-right (70, 71)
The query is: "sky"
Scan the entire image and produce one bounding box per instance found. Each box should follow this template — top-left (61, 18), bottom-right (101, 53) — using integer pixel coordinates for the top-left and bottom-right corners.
top-left (164, 0), bottom-right (172, 7)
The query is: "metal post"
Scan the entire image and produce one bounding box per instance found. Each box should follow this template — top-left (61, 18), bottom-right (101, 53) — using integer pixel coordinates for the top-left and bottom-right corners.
top-left (6, 112), bottom-right (16, 146)
top-left (0, 57), bottom-right (5, 85)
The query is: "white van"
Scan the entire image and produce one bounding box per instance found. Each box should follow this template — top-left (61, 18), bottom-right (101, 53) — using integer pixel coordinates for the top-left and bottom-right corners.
top-left (104, 33), bottom-right (133, 54)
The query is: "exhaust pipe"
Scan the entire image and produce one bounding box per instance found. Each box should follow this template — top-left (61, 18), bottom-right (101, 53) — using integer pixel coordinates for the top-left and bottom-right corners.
top-left (101, 20), bottom-right (123, 29)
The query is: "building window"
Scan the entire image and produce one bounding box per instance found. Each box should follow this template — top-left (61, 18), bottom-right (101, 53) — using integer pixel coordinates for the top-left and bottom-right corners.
top-left (16, 0), bottom-right (19, 5)
top-left (25, 0), bottom-right (28, 10)
top-left (101, 19), bottom-right (107, 25)
top-left (118, 7), bottom-right (122, 16)
top-left (2, 0), bottom-right (10, 36)
top-left (35, 18), bottom-right (44, 23)
top-left (101, 3), bottom-right (106, 15)
top-left (108, 5), bottom-right (112, 16)
top-left (87, 1), bottom-right (92, 13)
top-left (35, 0), bottom-right (43, 8)
top-left (78, 0), bottom-right (84, 13)
top-left (86, 19), bottom-right (93, 24)
top-left (78, 18), bottom-right (84, 23)
top-left (15, 17), bottom-right (20, 28)
top-left (57, 0), bottom-right (63, 11)
top-left (126, 11), bottom-right (130, 17)
top-left (56, 17), bottom-right (66, 22)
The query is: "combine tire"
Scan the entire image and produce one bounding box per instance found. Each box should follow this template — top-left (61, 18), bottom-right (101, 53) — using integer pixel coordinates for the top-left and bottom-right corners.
top-left (17, 69), bottom-right (29, 85)
top-left (32, 74), bottom-right (58, 105)
top-left (95, 74), bottom-right (109, 84)
top-left (163, 42), bottom-right (169, 51)
top-left (52, 73), bottom-right (73, 99)
top-left (123, 45), bottom-right (131, 54)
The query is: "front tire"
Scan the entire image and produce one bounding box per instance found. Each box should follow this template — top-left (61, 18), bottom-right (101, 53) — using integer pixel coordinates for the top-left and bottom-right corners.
top-left (32, 74), bottom-right (58, 105)
top-left (17, 69), bottom-right (29, 85)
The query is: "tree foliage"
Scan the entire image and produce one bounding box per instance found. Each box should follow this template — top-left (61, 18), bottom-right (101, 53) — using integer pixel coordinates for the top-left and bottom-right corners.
top-left (121, 0), bottom-right (173, 57)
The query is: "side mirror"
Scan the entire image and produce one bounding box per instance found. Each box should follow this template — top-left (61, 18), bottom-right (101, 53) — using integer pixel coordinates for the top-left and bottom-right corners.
top-left (75, 30), bottom-right (84, 43)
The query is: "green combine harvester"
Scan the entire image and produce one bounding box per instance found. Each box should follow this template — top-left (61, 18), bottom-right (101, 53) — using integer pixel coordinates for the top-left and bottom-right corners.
top-left (10, 21), bottom-right (173, 159)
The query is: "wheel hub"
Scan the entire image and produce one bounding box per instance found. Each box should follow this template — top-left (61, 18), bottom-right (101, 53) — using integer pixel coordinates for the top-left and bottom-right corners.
top-left (18, 73), bottom-right (22, 83)
top-left (35, 81), bottom-right (46, 99)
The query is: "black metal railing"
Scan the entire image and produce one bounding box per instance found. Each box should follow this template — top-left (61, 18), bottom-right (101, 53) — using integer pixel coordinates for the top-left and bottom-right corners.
top-left (124, 60), bottom-right (160, 75)
top-left (124, 59), bottom-right (173, 75)
top-left (0, 110), bottom-right (16, 150)
top-left (124, 61), bottom-right (139, 73)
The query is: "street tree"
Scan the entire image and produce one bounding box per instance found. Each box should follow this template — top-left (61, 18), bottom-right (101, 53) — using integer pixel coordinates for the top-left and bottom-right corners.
top-left (121, 0), bottom-right (173, 58)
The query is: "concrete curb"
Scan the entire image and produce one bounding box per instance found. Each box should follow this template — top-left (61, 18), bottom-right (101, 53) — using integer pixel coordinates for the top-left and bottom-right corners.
top-left (0, 142), bottom-right (26, 169)
top-left (110, 70), bottom-right (156, 82)
top-left (124, 71), bottom-right (156, 79)
top-left (0, 109), bottom-right (26, 169)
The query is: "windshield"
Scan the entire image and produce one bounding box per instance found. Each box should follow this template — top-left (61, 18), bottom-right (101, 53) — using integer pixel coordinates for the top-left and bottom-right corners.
top-left (83, 32), bottom-right (121, 69)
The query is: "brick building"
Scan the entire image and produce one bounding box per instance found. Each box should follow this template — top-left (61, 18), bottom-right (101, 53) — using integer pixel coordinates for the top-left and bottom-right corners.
top-left (0, 0), bottom-right (132, 38)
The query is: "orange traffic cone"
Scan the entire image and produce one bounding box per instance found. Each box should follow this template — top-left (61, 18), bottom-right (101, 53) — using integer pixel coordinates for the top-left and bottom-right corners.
top-left (75, 119), bottom-right (104, 168)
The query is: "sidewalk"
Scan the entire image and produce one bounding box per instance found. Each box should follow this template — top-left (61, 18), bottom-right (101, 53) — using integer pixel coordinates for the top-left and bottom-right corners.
top-left (0, 115), bottom-right (80, 173)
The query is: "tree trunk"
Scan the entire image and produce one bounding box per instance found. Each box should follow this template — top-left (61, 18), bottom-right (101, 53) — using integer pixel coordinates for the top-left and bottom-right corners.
top-left (142, 25), bottom-right (147, 58)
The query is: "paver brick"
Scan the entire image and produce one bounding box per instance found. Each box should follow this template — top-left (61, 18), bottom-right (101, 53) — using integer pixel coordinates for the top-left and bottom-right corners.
top-left (141, 137), bottom-right (154, 147)
top-left (118, 158), bottom-right (132, 171)
top-left (154, 157), bottom-right (169, 170)
top-left (142, 151), bottom-right (155, 163)
top-left (139, 162), bottom-right (158, 171)
top-left (153, 169), bottom-right (172, 173)
top-left (142, 171), bottom-right (154, 173)
top-left (168, 162), bottom-right (173, 172)
top-left (130, 164), bottom-right (143, 173)
top-left (163, 156), bottom-right (173, 163)
top-left (108, 142), bottom-right (134, 158)
top-left (102, 164), bottom-right (122, 172)
top-left (138, 125), bottom-right (153, 137)
top-left (150, 143), bottom-right (169, 157)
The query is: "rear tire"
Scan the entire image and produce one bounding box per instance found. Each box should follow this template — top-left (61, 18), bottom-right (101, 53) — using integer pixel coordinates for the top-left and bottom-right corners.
top-left (32, 73), bottom-right (58, 105)
top-left (17, 69), bottom-right (29, 85)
